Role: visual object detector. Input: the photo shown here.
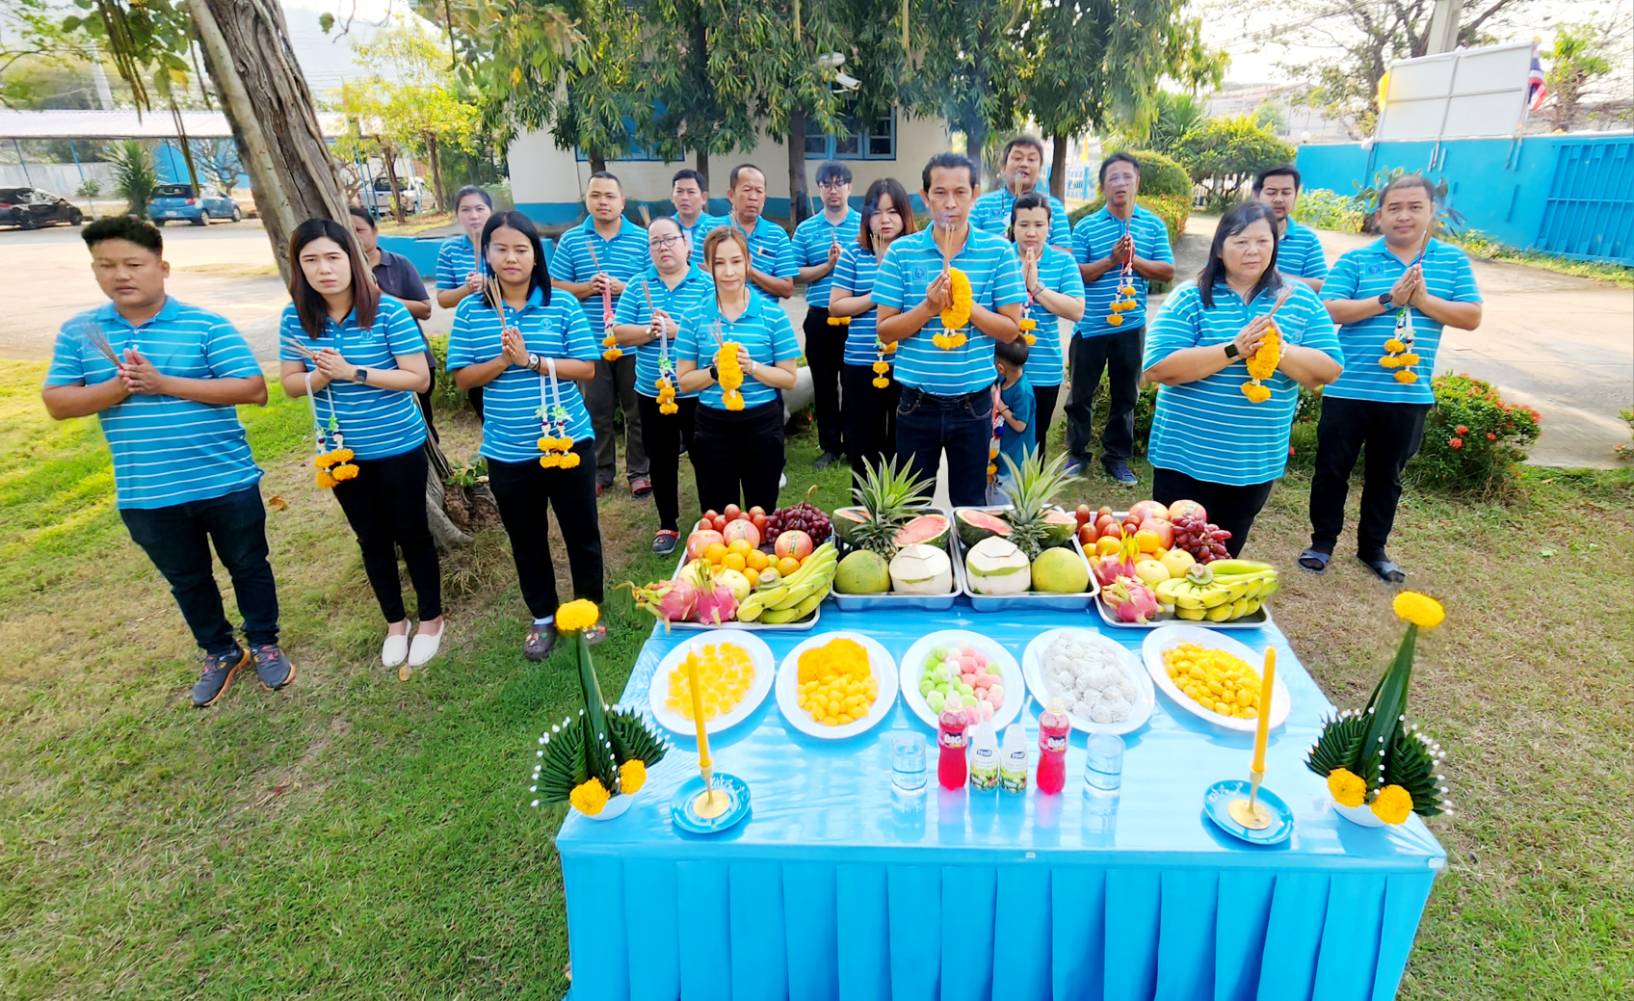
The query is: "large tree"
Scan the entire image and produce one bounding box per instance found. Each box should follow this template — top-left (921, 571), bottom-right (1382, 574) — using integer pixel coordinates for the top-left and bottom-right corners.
top-left (904, 0), bottom-right (1029, 180)
top-left (1543, 24), bottom-right (1617, 132)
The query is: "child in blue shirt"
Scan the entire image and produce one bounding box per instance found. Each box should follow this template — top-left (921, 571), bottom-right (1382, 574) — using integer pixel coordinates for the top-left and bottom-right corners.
top-left (991, 337), bottom-right (1037, 502)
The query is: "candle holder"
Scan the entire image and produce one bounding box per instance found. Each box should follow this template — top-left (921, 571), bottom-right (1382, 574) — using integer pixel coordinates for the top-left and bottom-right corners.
top-left (1203, 778), bottom-right (1293, 846)
top-left (671, 771), bottom-right (751, 835)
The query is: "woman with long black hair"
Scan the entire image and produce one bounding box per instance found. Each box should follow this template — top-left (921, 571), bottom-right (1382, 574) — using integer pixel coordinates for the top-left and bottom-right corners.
top-left (1142, 201), bottom-right (1344, 555)
top-left (675, 227), bottom-right (800, 513)
top-left (279, 218), bottom-right (443, 674)
top-left (447, 212), bottom-right (604, 661)
top-left (829, 177), bottom-right (915, 479)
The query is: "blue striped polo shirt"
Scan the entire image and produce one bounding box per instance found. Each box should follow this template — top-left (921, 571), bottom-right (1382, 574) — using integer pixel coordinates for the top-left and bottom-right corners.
top-left (278, 296), bottom-right (428, 461)
top-left (1072, 204), bottom-right (1174, 337)
top-left (46, 298), bottom-right (263, 510)
top-left (971, 187), bottom-right (1072, 248)
top-left (831, 242), bottom-right (884, 367)
top-left (1019, 244), bottom-right (1085, 387)
top-left (552, 215), bottom-right (649, 331)
top-left (872, 225), bottom-right (1028, 396)
top-left (675, 290), bottom-right (802, 411)
top-left (1320, 238), bottom-right (1481, 405)
top-left (1144, 281), bottom-right (1344, 486)
top-left (681, 213), bottom-right (725, 266)
top-left (696, 215), bottom-right (799, 286)
top-left (613, 265), bottom-right (715, 399)
top-left (1278, 219), bottom-right (1329, 281)
top-left (793, 207), bottom-right (861, 308)
top-left (446, 286), bottom-right (600, 463)
top-left (435, 234), bottom-right (485, 290)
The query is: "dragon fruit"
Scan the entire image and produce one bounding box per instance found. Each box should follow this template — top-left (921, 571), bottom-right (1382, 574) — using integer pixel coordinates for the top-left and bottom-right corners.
top-left (1092, 530), bottom-right (1142, 589)
top-left (1103, 575), bottom-right (1160, 624)
top-left (622, 578), bottom-right (698, 632)
top-left (689, 561), bottom-right (739, 625)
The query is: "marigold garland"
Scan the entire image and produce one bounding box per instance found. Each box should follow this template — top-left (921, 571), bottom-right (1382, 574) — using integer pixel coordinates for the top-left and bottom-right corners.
top-left (555, 598), bottom-right (601, 633)
top-left (655, 375), bottom-right (679, 415)
top-left (312, 444), bottom-right (358, 489)
top-left (825, 315), bottom-right (851, 327)
top-left (933, 268), bottom-right (972, 350)
top-left (871, 338), bottom-right (896, 389)
top-left (1240, 321), bottom-right (1281, 404)
top-left (1018, 315), bottom-right (1038, 346)
top-left (1379, 309), bottom-right (1418, 380)
top-left (716, 340), bottom-right (746, 410)
top-left (569, 777), bottom-right (610, 816)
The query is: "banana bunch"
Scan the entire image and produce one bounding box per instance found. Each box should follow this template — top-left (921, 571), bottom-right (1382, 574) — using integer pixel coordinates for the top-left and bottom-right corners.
top-left (738, 542), bottom-right (838, 624)
top-left (1154, 559), bottom-right (1279, 623)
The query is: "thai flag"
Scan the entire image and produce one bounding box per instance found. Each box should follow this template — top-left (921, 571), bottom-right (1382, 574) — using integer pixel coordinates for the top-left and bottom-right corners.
top-left (1528, 54), bottom-right (1549, 113)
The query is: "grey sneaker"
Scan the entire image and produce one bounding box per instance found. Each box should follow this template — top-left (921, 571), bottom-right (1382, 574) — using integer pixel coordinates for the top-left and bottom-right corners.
top-left (524, 624), bottom-right (557, 661)
top-left (193, 647), bottom-right (247, 708)
top-left (252, 644), bottom-right (295, 691)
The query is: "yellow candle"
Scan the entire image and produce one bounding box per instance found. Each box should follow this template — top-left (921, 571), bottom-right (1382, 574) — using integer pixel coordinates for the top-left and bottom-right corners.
top-left (685, 654), bottom-right (711, 770)
top-left (1250, 647), bottom-right (1276, 775)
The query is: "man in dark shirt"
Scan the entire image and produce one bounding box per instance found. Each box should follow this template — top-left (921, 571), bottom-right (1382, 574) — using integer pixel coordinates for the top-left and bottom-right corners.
top-left (350, 206), bottom-right (438, 438)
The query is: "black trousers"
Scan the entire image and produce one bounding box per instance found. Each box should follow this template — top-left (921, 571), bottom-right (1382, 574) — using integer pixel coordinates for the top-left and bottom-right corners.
top-left (1309, 396), bottom-right (1431, 560)
top-left (1032, 383), bottom-right (1061, 459)
top-left (637, 392), bottom-right (699, 532)
top-left (692, 399), bottom-right (785, 513)
top-left (417, 349), bottom-right (438, 443)
top-left (842, 363), bottom-right (899, 481)
top-left (487, 440), bottom-right (604, 621)
top-left (1065, 327), bottom-right (1143, 464)
top-left (1151, 466), bottom-right (1275, 558)
top-left (803, 306), bottom-right (845, 455)
top-left (331, 446), bottom-right (442, 623)
top-left (896, 386), bottom-right (993, 508)
top-left (586, 353), bottom-right (648, 486)
top-left (468, 386), bottom-right (484, 421)
top-left (120, 485), bottom-right (280, 657)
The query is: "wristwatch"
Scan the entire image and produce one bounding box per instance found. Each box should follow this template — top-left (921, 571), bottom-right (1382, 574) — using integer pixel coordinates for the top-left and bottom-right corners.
top-left (355, 367), bottom-right (369, 384)
top-left (527, 352), bottom-right (540, 372)
top-left (708, 363), bottom-right (719, 383)
top-left (1376, 292), bottom-right (1392, 308)
top-left (1223, 343), bottom-right (1240, 359)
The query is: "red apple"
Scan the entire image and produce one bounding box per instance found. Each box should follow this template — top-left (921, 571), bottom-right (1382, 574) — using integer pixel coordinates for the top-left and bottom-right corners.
top-left (1168, 499), bottom-right (1206, 523)
top-left (724, 503), bottom-right (742, 520)
top-left (1097, 505), bottom-right (1114, 519)
top-left (1128, 500), bottom-right (1170, 523)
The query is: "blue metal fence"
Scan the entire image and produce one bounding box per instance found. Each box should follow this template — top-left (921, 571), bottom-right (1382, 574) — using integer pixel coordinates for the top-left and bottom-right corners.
top-left (1536, 138), bottom-right (1633, 264)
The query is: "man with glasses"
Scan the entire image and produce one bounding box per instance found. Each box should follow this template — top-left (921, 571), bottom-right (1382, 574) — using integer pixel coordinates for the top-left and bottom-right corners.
top-left (793, 161), bottom-right (861, 468)
top-left (971, 135), bottom-right (1072, 249)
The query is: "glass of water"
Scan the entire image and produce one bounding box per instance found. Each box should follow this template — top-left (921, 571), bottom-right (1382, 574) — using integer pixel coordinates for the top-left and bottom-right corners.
top-left (1083, 733), bottom-right (1124, 795)
top-left (891, 733), bottom-right (927, 792)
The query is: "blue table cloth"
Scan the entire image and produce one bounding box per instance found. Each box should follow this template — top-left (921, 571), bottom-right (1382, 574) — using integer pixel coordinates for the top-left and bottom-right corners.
top-left (557, 604), bottom-right (1445, 1001)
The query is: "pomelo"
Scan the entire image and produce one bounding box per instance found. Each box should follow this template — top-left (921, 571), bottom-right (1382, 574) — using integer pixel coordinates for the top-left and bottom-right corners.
top-left (1032, 547), bottom-right (1090, 593)
top-left (834, 550), bottom-right (891, 594)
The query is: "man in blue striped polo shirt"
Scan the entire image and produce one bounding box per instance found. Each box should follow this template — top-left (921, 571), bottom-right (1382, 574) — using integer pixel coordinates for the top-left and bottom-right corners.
top-left (698, 164), bottom-right (798, 298)
top-left (1067, 152), bottom-right (1175, 484)
top-left (42, 217), bottom-right (292, 707)
top-left (670, 168), bottom-right (719, 266)
top-left (875, 152), bottom-right (1027, 507)
top-left (553, 171), bottom-right (652, 496)
top-left (1254, 165), bottom-right (1328, 290)
top-left (794, 160), bottom-right (862, 469)
top-left (971, 134), bottom-right (1072, 249)
top-left (1303, 174), bottom-right (1483, 583)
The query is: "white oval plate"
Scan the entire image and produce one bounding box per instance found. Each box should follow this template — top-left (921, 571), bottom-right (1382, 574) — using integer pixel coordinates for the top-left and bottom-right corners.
top-left (1021, 627), bottom-right (1154, 735)
top-left (648, 630), bottom-right (776, 736)
top-left (775, 631), bottom-right (899, 739)
top-left (898, 629), bottom-right (1024, 732)
top-left (1140, 625), bottom-right (1291, 733)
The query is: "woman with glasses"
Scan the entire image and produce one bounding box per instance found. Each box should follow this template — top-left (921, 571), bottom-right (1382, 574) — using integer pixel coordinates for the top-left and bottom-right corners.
top-left (611, 217), bottom-right (715, 555)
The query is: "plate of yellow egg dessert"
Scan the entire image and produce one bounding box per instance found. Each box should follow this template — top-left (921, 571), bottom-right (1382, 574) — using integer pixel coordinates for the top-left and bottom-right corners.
top-left (1141, 625), bottom-right (1290, 732)
top-left (775, 631), bottom-right (898, 740)
top-left (649, 630), bottom-right (776, 736)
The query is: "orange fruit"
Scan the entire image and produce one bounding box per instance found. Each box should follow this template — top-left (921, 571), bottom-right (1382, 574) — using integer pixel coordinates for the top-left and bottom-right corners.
top-left (746, 549), bottom-right (769, 571)
top-left (723, 552), bottom-right (747, 572)
top-left (1095, 536), bottom-right (1121, 558)
top-left (727, 538), bottom-right (752, 554)
top-left (1134, 529), bottom-right (1161, 554)
top-left (704, 542), bottom-right (728, 564)
top-left (777, 556), bottom-right (801, 577)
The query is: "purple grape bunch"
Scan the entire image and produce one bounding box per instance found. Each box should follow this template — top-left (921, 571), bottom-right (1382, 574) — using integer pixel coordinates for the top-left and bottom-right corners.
top-left (1173, 511), bottom-right (1231, 563)
top-left (765, 500), bottom-right (832, 546)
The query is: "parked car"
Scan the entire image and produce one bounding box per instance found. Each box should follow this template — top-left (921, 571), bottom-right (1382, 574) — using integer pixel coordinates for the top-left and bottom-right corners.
top-left (0, 187), bottom-right (83, 229)
top-left (361, 175), bottom-right (431, 215)
top-left (146, 183), bottom-right (241, 226)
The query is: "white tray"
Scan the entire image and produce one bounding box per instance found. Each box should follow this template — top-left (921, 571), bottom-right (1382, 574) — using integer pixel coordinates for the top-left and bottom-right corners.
top-left (829, 508), bottom-right (961, 611)
top-left (668, 551), bottom-right (822, 631)
top-left (775, 631), bottom-right (899, 739)
top-left (1094, 592), bottom-right (1273, 630)
top-left (897, 629), bottom-right (1025, 732)
top-left (648, 630), bottom-right (776, 735)
top-left (1139, 625), bottom-right (1291, 733)
top-left (1021, 627), bottom-right (1154, 735)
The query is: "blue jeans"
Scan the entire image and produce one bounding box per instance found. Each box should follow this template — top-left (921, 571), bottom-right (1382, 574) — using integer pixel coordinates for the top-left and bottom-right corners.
top-left (120, 486), bottom-right (280, 657)
top-left (895, 386), bottom-right (993, 508)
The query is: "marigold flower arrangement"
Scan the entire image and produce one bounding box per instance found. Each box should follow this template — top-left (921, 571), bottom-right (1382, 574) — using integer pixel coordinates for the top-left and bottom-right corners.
top-left (1241, 290), bottom-right (1291, 404)
top-left (1105, 224), bottom-right (1138, 325)
top-left (1305, 591), bottom-right (1451, 825)
top-left (533, 354), bottom-right (580, 469)
top-left (587, 240), bottom-right (622, 362)
top-left (716, 340), bottom-right (746, 411)
top-left (531, 600), bottom-right (669, 818)
top-left (933, 268), bottom-right (972, 350)
top-left (825, 314), bottom-right (852, 328)
top-left (870, 338), bottom-right (897, 389)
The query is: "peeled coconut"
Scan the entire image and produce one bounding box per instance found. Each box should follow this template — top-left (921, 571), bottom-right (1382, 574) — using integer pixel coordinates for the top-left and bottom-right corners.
top-left (889, 544), bottom-right (953, 595)
top-left (834, 549), bottom-right (891, 594)
top-left (1032, 547), bottom-right (1091, 593)
top-left (965, 537), bottom-right (1032, 595)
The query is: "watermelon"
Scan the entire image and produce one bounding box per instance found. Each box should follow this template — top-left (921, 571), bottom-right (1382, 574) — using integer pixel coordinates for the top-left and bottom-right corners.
top-left (956, 508), bottom-right (1011, 548)
top-left (894, 512), bottom-right (950, 550)
top-left (830, 507), bottom-right (870, 543)
top-left (1043, 508), bottom-right (1077, 546)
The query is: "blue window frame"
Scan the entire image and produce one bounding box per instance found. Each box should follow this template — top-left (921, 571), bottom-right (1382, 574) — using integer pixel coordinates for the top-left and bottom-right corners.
top-left (574, 116), bottom-right (667, 163)
top-left (805, 109), bottom-right (897, 161)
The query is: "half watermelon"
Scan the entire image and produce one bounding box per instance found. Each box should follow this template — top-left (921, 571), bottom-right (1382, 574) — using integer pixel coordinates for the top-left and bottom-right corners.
top-left (894, 512), bottom-right (950, 550)
top-left (956, 508), bottom-right (1011, 547)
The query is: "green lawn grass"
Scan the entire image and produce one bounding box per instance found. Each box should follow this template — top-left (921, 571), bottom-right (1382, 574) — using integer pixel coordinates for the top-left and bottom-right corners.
top-left (1, 359), bottom-right (1630, 1000)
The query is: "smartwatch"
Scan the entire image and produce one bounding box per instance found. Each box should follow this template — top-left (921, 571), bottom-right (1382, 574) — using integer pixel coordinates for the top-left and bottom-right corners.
top-left (355, 367), bottom-right (369, 384)
top-left (1376, 292), bottom-right (1392, 308)
top-left (1223, 343), bottom-right (1240, 360)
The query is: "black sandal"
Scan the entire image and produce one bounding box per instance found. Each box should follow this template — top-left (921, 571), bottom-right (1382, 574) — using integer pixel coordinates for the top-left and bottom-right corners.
top-left (1297, 548), bottom-right (1331, 573)
top-left (1360, 556), bottom-right (1406, 584)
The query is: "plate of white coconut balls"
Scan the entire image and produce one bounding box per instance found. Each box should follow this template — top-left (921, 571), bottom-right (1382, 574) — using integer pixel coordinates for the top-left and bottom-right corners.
top-left (1022, 628), bottom-right (1154, 735)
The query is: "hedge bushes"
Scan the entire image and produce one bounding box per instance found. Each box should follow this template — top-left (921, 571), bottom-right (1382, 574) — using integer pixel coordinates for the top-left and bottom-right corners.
top-left (1410, 374), bottom-right (1541, 496)
top-left (1290, 188), bottom-right (1364, 233)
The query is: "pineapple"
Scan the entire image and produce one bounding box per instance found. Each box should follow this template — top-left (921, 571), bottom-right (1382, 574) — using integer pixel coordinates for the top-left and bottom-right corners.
top-left (1000, 451), bottom-right (1081, 559)
top-left (850, 456), bottom-right (932, 557)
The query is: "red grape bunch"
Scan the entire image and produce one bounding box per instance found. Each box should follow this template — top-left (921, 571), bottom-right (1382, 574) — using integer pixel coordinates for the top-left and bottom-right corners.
top-left (1172, 511), bottom-right (1230, 563)
top-left (765, 500), bottom-right (832, 545)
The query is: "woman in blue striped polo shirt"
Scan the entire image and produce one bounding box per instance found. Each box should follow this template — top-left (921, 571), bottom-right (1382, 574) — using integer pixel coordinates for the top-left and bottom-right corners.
top-left (830, 177), bottom-right (915, 479)
top-left (675, 227), bottom-right (801, 513)
top-left (279, 218), bottom-right (443, 674)
top-left (448, 212), bottom-right (604, 661)
top-left (1143, 202), bottom-right (1344, 556)
top-left (436, 186), bottom-right (494, 418)
top-left (1008, 190), bottom-right (1085, 458)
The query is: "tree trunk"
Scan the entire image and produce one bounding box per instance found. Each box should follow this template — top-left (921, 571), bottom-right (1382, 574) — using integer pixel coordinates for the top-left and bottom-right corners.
top-left (1048, 130), bottom-right (1069, 201)
top-left (426, 132), bottom-right (446, 213)
top-left (381, 146), bottom-right (406, 225)
top-left (963, 110), bottom-right (988, 189)
top-left (694, 147), bottom-right (709, 191)
top-left (589, 151), bottom-right (607, 174)
top-left (185, 0), bottom-right (349, 286)
top-left (787, 107), bottom-right (810, 226)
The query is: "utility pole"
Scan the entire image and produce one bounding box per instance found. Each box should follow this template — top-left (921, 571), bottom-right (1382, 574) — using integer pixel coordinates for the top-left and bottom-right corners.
top-left (1426, 0), bottom-right (1461, 55)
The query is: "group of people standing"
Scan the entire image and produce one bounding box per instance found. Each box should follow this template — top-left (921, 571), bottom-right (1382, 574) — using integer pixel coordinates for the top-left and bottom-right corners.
top-left (43, 134), bottom-right (1480, 707)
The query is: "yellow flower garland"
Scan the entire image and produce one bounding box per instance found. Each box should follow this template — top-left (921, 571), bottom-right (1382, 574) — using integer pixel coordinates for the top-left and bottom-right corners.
top-left (1240, 322), bottom-right (1281, 404)
top-left (1326, 767), bottom-right (1367, 808)
top-left (655, 376), bottom-right (678, 415)
top-left (569, 777), bottom-right (610, 816)
top-left (1392, 591), bottom-right (1445, 630)
top-left (555, 599), bottom-right (600, 633)
top-left (313, 448), bottom-right (358, 488)
top-left (1369, 784), bottom-right (1414, 825)
top-left (716, 341), bottom-right (745, 410)
top-left (1018, 316), bottom-right (1037, 346)
top-left (934, 269), bottom-right (972, 350)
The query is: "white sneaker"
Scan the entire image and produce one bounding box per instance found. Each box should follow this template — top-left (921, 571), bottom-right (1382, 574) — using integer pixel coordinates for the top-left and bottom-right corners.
top-left (381, 630), bottom-right (410, 668)
top-left (408, 624), bottom-right (444, 668)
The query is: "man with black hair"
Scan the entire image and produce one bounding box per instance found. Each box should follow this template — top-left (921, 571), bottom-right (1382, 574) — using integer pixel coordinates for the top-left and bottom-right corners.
top-left (697, 164), bottom-right (798, 298)
top-left (1066, 151), bottom-right (1175, 485)
top-left (794, 160), bottom-right (861, 468)
top-left (41, 216), bottom-right (292, 707)
top-left (1254, 165), bottom-right (1327, 290)
top-left (669, 168), bottom-right (717, 262)
top-left (971, 134), bottom-right (1072, 248)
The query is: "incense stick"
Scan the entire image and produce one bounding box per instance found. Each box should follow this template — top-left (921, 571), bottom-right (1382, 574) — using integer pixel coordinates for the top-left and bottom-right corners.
top-left (77, 320), bottom-right (122, 367)
top-left (281, 336), bottom-right (319, 362)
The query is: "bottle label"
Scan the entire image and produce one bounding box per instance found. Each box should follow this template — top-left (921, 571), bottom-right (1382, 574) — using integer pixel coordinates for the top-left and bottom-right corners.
top-left (1000, 754), bottom-right (1029, 793)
